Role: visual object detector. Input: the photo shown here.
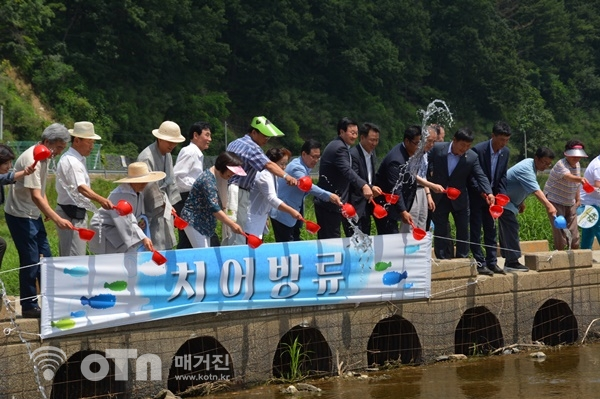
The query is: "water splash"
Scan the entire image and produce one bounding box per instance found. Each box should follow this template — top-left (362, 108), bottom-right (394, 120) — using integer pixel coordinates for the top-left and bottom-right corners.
top-left (390, 99), bottom-right (454, 197)
top-left (57, 178), bottom-right (100, 214)
top-left (57, 177), bottom-right (104, 242)
top-left (564, 228), bottom-right (572, 250)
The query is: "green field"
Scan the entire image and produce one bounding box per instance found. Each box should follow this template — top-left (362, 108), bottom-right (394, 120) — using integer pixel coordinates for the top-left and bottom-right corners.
top-left (0, 175), bottom-right (555, 296)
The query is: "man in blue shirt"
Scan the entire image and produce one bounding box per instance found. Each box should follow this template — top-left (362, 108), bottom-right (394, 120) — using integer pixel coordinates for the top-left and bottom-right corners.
top-left (499, 147), bottom-right (557, 271)
top-left (271, 139), bottom-right (342, 241)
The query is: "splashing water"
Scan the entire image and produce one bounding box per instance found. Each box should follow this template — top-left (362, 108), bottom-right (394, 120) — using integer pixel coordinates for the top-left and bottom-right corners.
top-left (319, 174), bottom-right (373, 256)
top-left (564, 228), bottom-right (572, 250)
top-left (57, 178), bottom-right (100, 213)
top-left (57, 177), bottom-right (104, 242)
top-left (390, 99), bottom-right (454, 197)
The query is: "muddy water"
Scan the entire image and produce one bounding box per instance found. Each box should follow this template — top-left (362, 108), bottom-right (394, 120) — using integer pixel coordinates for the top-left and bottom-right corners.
top-left (198, 344), bottom-right (600, 398)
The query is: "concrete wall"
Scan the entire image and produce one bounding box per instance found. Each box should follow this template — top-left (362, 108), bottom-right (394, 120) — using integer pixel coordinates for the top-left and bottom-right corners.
top-left (2, 249), bottom-right (599, 398)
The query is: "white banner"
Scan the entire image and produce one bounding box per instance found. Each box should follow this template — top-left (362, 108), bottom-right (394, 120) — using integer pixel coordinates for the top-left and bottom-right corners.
top-left (41, 233), bottom-right (431, 338)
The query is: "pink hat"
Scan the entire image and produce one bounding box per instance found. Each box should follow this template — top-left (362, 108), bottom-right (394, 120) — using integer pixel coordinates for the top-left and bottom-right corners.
top-left (227, 165), bottom-right (247, 176)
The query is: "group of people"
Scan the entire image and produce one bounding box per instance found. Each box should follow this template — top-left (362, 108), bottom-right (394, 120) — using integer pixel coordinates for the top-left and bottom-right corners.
top-left (1, 116), bottom-right (598, 318)
top-left (304, 118), bottom-right (597, 278)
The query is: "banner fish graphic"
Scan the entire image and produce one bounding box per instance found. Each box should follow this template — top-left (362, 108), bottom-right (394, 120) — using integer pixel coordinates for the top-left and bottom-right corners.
top-left (382, 270), bottom-right (408, 286)
top-left (103, 281), bottom-right (128, 291)
top-left (80, 294), bottom-right (116, 309)
top-left (51, 318), bottom-right (76, 330)
top-left (64, 266), bottom-right (88, 277)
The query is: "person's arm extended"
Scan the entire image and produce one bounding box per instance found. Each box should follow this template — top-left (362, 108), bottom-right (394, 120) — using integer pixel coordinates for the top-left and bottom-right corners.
top-left (532, 189), bottom-right (557, 216)
top-left (265, 161), bottom-right (297, 186)
top-left (415, 176), bottom-right (444, 193)
top-left (78, 185), bottom-right (114, 210)
top-left (215, 210), bottom-right (244, 235)
top-left (30, 188), bottom-right (73, 229)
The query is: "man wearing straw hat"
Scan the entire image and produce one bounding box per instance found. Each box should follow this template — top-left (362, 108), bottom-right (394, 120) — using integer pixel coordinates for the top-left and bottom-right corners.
top-left (137, 121), bottom-right (185, 250)
top-left (89, 162), bottom-right (165, 254)
top-left (5, 123), bottom-right (74, 318)
top-left (222, 116), bottom-right (296, 246)
top-left (55, 121), bottom-right (114, 256)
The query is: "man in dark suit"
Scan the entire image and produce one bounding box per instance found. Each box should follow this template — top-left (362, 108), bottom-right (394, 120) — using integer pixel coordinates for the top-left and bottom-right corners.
top-left (428, 127), bottom-right (494, 259)
top-left (373, 125), bottom-right (421, 234)
top-left (343, 122), bottom-right (382, 236)
top-left (314, 118), bottom-right (373, 239)
top-left (469, 122), bottom-right (512, 275)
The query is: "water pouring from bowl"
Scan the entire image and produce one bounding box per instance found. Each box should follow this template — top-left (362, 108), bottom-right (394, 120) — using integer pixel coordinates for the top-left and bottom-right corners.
top-left (554, 215), bottom-right (567, 229)
top-left (370, 199), bottom-right (388, 219)
top-left (489, 205), bottom-right (504, 219)
top-left (383, 192), bottom-right (399, 204)
top-left (341, 203), bottom-right (356, 218)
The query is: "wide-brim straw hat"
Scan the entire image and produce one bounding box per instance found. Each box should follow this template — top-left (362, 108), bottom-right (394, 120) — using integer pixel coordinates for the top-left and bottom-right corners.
top-left (564, 145), bottom-right (588, 157)
top-left (69, 121), bottom-right (101, 140)
top-left (152, 121), bottom-right (185, 143)
top-left (115, 162), bottom-right (167, 183)
top-left (251, 116), bottom-right (285, 137)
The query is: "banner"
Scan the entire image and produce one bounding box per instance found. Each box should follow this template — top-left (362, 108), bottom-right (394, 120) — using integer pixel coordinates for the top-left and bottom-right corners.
top-left (41, 233), bottom-right (431, 338)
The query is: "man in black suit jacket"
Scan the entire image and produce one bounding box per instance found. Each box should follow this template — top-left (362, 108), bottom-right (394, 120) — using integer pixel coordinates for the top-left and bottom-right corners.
top-left (469, 122), bottom-right (512, 275)
top-left (343, 122), bottom-right (382, 236)
top-left (314, 118), bottom-right (373, 239)
top-left (428, 127), bottom-right (494, 259)
top-left (373, 125), bottom-right (421, 234)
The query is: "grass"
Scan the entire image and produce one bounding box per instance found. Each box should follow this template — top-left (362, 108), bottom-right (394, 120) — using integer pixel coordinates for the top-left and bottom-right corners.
top-left (0, 173), bottom-right (556, 296)
top-left (280, 336), bottom-right (311, 382)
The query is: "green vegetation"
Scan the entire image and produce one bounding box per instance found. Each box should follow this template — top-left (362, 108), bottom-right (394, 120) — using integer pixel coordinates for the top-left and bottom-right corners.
top-left (2, 1), bottom-right (600, 163)
top-left (279, 336), bottom-right (311, 382)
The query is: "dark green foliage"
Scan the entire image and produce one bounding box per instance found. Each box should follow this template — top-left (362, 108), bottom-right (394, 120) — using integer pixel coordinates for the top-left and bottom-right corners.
top-left (1, 0), bottom-right (600, 158)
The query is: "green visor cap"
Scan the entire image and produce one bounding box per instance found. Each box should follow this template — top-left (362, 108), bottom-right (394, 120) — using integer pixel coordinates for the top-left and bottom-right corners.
top-left (251, 116), bottom-right (285, 137)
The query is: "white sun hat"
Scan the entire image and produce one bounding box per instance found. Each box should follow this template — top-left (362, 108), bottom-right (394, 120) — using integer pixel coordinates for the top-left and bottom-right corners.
top-left (69, 121), bottom-right (101, 140)
top-left (152, 121), bottom-right (185, 143)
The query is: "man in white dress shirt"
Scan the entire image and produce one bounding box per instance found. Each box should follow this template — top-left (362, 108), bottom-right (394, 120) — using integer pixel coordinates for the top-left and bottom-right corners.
top-left (173, 121), bottom-right (212, 248)
top-left (55, 121), bottom-right (114, 256)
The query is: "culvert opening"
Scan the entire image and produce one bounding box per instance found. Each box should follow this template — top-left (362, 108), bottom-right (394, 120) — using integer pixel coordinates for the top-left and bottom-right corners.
top-left (455, 306), bottom-right (504, 355)
top-left (272, 325), bottom-right (332, 379)
top-left (532, 299), bottom-right (578, 345)
top-left (50, 350), bottom-right (127, 399)
top-left (367, 315), bottom-right (422, 366)
top-left (167, 336), bottom-right (234, 394)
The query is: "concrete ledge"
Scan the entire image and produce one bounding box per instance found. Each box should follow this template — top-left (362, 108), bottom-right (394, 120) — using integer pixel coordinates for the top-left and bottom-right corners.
top-left (519, 240), bottom-right (550, 253)
top-left (431, 259), bottom-right (474, 280)
top-left (524, 249), bottom-right (593, 271)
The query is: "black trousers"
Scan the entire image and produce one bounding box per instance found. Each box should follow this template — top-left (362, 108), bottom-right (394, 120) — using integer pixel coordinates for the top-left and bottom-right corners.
top-left (314, 201), bottom-right (343, 239)
top-left (272, 218), bottom-right (302, 242)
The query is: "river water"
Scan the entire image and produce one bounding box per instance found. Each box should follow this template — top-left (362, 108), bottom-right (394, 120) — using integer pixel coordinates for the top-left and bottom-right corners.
top-left (196, 343), bottom-right (600, 399)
